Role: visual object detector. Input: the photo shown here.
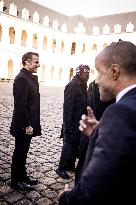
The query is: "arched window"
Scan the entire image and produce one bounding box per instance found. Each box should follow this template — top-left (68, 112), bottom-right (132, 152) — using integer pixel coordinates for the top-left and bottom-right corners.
top-left (82, 43), bottom-right (85, 53)
top-left (69, 68), bottom-right (74, 81)
top-left (43, 36), bottom-right (47, 50)
top-left (114, 24), bottom-right (121, 34)
top-left (92, 44), bottom-right (97, 52)
top-left (9, 27), bottom-right (15, 44)
top-left (92, 26), bottom-right (99, 35)
top-left (21, 30), bottom-right (27, 47)
top-left (103, 24), bottom-right (110, 34)
top-left (0, 0), bottom-right (4, 12)
top-left (0, 24), bottom-right (2, 41)
top-left (22, 8), bottom-right (29, 20)
top-left (53, 19), bottom-right (59, 30)
top-left (9, 3), bottom-right (17, 16)
top-left (33, 11), bottom-right (39, 23)
top-left (71, 42), bottom-right (76, 55)
top-left (8, 59), bottom-right (13, 79)
top-left (61, 41), bottom-right (64, 53)
top-left (43, 16), bottom-right (50, 27)
top-left (51, 66), bottom-right (54, 81)
top-left (126, 22), bottom-right (134, 33)
top-left (52, 39), bottom-right (56, 53)
top-left (33, 33), bottom-right (37, 49)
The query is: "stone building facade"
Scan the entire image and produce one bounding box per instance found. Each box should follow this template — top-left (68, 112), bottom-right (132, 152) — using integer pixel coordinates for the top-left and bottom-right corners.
top-left (0, 0), bottom-right (136, 86)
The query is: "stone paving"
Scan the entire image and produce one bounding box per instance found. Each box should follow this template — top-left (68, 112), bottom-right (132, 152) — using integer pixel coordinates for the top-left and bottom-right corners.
top-left (0, 82), bottom-right (75, 205)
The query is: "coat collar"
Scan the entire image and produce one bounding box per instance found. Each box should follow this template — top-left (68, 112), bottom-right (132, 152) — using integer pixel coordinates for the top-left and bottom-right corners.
top-left (21, 67), bottom-right (38, 83)
top-left (73, 75), bottom-right (87, 87)
top-left (116, 84), bottom-right (136, 102)
top-left (119, 86), bottom-right (136, 101)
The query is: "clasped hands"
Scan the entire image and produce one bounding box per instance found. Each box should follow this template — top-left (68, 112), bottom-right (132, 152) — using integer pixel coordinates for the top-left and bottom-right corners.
top-left (25, 126), bottom-right (33, 135)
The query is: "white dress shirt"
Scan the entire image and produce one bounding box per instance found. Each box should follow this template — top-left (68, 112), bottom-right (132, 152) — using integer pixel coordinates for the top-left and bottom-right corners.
top-left (116, 84), bottom-right (136, 102)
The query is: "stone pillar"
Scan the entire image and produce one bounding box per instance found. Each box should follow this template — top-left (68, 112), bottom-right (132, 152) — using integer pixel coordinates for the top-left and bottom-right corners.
top-left (1, 25), bottom-right (9, 47)
top-left (14, 28), bottom-right (21, 48)
top-left (26, 29), bottom-right (33, 48)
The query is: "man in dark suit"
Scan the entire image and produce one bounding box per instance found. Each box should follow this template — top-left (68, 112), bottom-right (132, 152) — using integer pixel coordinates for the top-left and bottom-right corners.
top-left (75, 80), bottom-right (115, 184)
top-left (56, 64), bottom-right (90, 179)
top-left (10, 52), bottom-right (41, 191)
top-left (59, 41), bottom-right (136, 204)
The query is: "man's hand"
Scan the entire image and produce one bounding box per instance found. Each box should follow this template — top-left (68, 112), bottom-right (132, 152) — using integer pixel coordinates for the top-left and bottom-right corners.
top-left (79, 106), bottom-right (99, 137)
top-left (25, 126), bottom-right (33, 135)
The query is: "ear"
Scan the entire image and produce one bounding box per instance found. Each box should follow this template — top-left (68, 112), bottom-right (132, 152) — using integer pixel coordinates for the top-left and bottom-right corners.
top-left (25, 60), bottom-right (31, 66)
top-left (110, 64), bottom-right (120, 80)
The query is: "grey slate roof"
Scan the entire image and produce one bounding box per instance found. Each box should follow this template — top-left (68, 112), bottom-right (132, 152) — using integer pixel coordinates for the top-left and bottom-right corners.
top-left (2, 0), bottom-right (136, 34)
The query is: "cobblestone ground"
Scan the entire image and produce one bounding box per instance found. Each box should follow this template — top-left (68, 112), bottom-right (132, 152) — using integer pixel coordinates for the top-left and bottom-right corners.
top-left (0, 82), bottom-right (75, 205)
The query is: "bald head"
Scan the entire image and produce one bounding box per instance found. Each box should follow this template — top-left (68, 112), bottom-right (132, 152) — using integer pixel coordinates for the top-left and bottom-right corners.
top-left (96, 41), bottom-right (136, 76)
top-left (95, 41), bottom-right (136, 102)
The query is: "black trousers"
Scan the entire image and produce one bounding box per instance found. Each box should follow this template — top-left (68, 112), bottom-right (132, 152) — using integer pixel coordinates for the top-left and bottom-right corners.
top-left (11, 135), bottom-right (32, 185)
top-left (58, 142), bottom-right (79, 171)
top-left (75, 134), bottom-right (89, 184)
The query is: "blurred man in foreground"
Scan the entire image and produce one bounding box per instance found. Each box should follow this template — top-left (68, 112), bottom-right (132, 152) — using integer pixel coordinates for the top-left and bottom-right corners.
top-left (59, 41), bottom-right (136, 204)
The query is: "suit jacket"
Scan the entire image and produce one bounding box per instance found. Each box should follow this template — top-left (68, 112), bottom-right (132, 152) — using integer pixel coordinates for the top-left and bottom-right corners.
top-left (59, 87), bottom-right (136, 205)
top-left (10, 68), bottom-right (41, 137)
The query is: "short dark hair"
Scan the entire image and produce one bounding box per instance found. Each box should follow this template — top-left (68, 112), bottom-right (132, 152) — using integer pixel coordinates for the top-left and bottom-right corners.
top-left (76, 64), bottom-right (90, 74)
top-left (22, 52), bottom-right (39, 66)
top-left (97, 41), bottom-right (136, 76)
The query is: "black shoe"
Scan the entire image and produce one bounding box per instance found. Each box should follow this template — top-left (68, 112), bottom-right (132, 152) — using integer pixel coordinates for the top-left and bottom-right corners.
top-left (24, 176), bottom-right (38, 186)
top-left (11, 182), bottom-right (35, 191)
top-left (56, 168), bottom-right (70, 179)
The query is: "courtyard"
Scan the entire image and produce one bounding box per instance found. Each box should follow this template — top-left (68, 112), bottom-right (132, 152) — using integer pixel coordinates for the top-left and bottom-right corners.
top-left (0, 82), bottom-right (74, 205)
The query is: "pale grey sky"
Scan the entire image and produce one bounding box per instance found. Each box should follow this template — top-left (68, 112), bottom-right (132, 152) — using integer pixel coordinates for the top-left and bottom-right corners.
top-left (31, 0), bottom-right (136, 17)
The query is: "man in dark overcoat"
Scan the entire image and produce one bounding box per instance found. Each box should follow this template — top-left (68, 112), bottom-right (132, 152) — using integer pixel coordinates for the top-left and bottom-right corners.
top-left (10, 52), bottom-right (41, 191)
top-left (56, 64), bottom-right (90, 179)
top-left (59, 41), bottom-right (136, 204)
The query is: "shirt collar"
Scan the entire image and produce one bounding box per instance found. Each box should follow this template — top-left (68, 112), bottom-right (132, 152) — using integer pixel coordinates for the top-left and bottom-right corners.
top-left (116, 84), bottom-right (136, 102)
